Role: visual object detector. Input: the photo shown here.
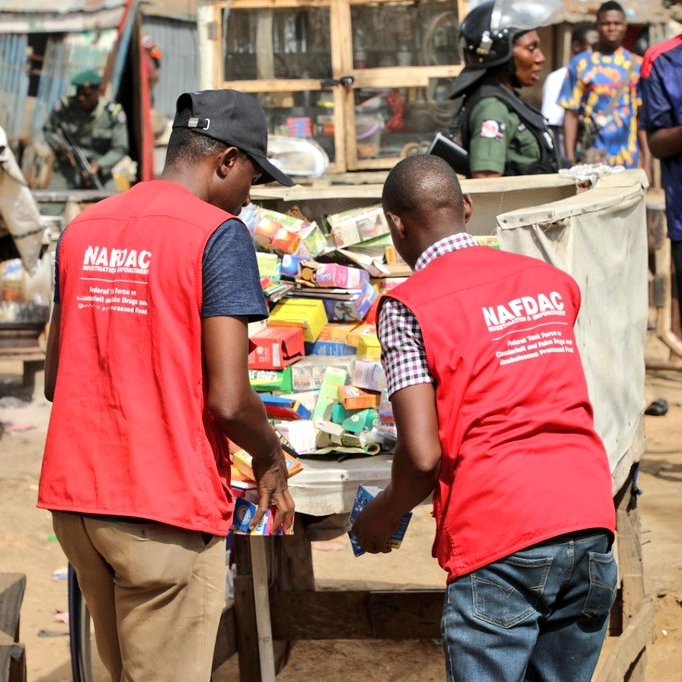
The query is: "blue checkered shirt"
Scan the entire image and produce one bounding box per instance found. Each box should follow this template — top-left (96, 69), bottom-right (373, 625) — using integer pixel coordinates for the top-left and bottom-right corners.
top-left (378, 233), bottom-right (479, 397)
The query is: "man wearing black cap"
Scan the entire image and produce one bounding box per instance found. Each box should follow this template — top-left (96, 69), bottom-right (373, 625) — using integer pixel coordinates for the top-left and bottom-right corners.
top-left (39, 89), bottom-right (295, 681)
top-left (43, 69), bottom-right (129, 193)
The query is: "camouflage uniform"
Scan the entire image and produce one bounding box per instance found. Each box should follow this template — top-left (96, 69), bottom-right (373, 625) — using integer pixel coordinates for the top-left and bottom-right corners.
top-left (43, 95), bottom-right (129, 191)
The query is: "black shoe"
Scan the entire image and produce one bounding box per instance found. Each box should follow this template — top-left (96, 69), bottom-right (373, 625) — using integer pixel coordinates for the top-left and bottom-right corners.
top-left (645, 398), bottom-right (668, 416)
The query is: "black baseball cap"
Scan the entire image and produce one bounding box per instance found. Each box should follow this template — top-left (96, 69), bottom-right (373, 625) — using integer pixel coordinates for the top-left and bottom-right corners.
top-left (173, 89), bottom-right (293, 186)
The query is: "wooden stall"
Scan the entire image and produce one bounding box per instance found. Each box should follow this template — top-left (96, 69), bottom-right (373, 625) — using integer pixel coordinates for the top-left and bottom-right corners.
top-left (198, 0), bottom-right (469, 174)
top-left (207, 171), bottom-right (654, 681)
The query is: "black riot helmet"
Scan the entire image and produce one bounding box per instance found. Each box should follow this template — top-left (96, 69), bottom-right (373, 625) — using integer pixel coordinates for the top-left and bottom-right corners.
top-left (450, 0), bottom-right (562, 99)
top-left (460, 0), bottom-right (517, 70)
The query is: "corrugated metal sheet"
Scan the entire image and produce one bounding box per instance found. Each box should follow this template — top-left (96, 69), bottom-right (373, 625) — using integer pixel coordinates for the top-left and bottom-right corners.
top-left (141, 0), bottom-right (197, 22)
top-left (0, 34), bottom-right (30, 138)
top-left (142, 16), bottom-right (200, 119)
top-left (0, 0), bottom-right (126, 32)
top-left (29, 32), bottom-right (116, 138)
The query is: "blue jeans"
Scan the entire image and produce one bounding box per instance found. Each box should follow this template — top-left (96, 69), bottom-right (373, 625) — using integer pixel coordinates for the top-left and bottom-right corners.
top-left (441, 531), bottom-right (616, 682)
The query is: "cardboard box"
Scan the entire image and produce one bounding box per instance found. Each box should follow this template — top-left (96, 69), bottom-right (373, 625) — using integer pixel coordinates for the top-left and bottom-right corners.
top-left (298, 262), bottom-right (369, 289)
top-left (256, 252), bottom-right (281, 280)
top-left (281, 254), bottom-right (302, 278)
top-left (351, 359), bottom-right (387, 392)
top-left (305, 324), bottom-right (356, 355)
top-left (348, 486), bottom-right (412, 556)
top-left (357, 333), bottom-right (381, 361)
top-left (233, 498), bottom-right (288, 535)
top-left (290, 356), bottom-right (355, 392)
top-left (299, 222), bottom-right (328, 257)
top-left (253, 208), bottom-right (328, 258)
top-left (342, 408), bottom-right (377, 434)
top-left (248, 326), bottom-right (305, 370)
top-left (232, 448), bottom-right (303, 482)
top-left (270, 298), bottom-right (328, 342)
top-left (261, 394), bottom-right (312, 420)
top-left (312, 366), bottom-right (348, 423)
top-left (337, 385), bottom-right (380, 410)
top-left (346, 323), bottom-right (377, 348)
top-left (254, 217), bottom-right (301, 254)
top-left (322, 281), bottom-right (378, 323)
top-left (273, 420), bottom-right (318, 454)
top-left (327, 205), bottom-right (390, 248)
top-left (249, 367), bottom-right (294, 393)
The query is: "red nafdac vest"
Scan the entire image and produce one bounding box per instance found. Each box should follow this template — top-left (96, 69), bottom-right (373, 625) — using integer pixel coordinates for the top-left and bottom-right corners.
top-left (39, 180), bottom-right (236, 535)
top-left (386, 246), bottom-right (615, 582)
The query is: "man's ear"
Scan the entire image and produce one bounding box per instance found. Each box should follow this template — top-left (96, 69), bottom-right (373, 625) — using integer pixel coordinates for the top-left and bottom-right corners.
top-left (216, 146), bottom-right (240, 179)
top-left (463, 194), bottom-right (474, 224)
top-left (386, 211), bottom-right (407, 240)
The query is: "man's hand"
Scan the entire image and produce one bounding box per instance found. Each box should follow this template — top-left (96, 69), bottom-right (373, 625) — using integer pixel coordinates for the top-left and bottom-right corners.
top-left (81, 163), bottom-right (100, 187)
top-left (61, 146), bottom-right (77, 167)
top-left (251, 453), bottom-right (295, 533)
top-left (351, 489), bottom-right (403, 554)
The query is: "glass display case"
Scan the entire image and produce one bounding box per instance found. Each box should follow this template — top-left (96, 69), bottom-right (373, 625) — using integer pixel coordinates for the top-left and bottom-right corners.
top-left (213, 0), bottom-right (469, 174)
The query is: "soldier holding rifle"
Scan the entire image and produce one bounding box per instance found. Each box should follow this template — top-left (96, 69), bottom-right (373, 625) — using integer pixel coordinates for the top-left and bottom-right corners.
top-left (43, 69), bottom-right (129, 192)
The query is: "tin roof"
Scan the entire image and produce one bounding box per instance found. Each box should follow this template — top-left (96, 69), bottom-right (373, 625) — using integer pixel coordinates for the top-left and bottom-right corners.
top-left (141, 0), bottom-right (197, 21)
top-left (0, 0), bottom-right (127, 31)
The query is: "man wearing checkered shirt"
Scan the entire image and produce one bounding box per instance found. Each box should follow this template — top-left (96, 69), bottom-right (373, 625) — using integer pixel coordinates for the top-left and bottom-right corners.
top-left (352, 155), bottom-right (617, 682)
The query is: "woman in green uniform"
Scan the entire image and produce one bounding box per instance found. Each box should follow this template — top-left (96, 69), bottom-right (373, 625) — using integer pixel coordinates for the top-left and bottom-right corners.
top-left (450, 0), bottom-right (560, 178)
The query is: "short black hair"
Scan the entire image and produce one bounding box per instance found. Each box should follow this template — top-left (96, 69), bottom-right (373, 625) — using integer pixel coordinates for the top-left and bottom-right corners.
top-left (164, 107), bottom-right (228, 167)
top-left (382, 155), bottom-right (464, 220)
top-left (597, 1), bottom-right (625, 19)
top-left (571, 21), bottom-right (597, 45)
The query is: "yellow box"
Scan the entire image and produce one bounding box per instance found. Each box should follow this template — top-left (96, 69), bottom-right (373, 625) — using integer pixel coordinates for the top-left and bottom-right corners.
top-left (347, 323), bottom-right (377, 349)
top-left (270, 298), bottom-right (328, 342)
top-left (318, 322), bottom-right (358, 343)
top-left (357, 333), bottom-right (381, 361)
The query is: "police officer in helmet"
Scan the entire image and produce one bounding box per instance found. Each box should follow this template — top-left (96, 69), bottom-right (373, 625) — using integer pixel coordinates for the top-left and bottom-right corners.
top-left (451, 0), bottom-right (561, 178)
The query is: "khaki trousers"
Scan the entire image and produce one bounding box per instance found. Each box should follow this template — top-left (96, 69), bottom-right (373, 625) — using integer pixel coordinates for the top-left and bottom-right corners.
top-left (52, 512), bottom-right (227, 682)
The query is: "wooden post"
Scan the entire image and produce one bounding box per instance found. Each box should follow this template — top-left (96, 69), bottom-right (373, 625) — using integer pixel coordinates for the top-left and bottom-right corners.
top-left (233, 536), bottom-right (261, 682)
top-left (249, 537), bottom-right (276, 682)
top-left (595, 466), bottom-right (655, 681)
top-left (0, 573), bottom-right (27, 682)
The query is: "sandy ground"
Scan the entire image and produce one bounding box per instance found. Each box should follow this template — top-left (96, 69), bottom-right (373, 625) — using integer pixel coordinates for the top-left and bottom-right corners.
top-left (0, 356), bottom-right (681, 682)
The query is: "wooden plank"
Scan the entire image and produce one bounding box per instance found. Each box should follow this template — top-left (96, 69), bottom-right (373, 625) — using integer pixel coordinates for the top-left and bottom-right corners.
top-left (270, 590), bottom-right (443, 640)
top-left (221, 79), bottom-right (330, 93)
top-left (0, 574), bottom-right (25, 639)
top-left (212, 605), bottom-right (238, 671)
top-left (350, 65), bottom-right (464, 88)
top-left (616, 508), bottom-right (645, 624)
top-left (224, 0), bottom-right (333, 9)
top-left (249, 537), bottom-right (276, 682)
top-left (594, 599), bottom-right (655, 682)
top-left (233, 575), bottom-right (261, 682)
top-left (233, 537), bottom-right (261, 682)
top-left (369, 591), bottom-right (444, 639)
top-left (0, 574), bottom-right (26, 682)
top-left (332, 0), bottom-right (351, 174)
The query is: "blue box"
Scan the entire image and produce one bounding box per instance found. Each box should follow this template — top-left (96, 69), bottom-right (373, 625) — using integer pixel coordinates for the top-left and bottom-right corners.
top-left (348, 485), bottom-right (412, 557)
top-left (233, 498), bottom-right (271, 535)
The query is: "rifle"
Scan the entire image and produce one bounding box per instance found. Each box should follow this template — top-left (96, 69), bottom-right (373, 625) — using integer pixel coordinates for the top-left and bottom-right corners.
top-left (58, 123), bottom-right (104, 190)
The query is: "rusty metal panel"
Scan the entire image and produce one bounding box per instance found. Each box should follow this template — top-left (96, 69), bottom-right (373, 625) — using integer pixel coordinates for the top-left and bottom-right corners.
top-left (0, 33), bottom-right (30, 138)
top-left (141, 16), bottom-right (201, 119)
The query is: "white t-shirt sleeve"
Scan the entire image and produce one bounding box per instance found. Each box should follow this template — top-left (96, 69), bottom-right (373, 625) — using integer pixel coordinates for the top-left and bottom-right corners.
top-left (541, 67), bottom-right (568, 127)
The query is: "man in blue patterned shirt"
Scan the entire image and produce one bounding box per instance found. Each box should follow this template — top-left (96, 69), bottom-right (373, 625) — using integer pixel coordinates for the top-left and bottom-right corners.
top-left (559, 1), bottom-right (650, 175)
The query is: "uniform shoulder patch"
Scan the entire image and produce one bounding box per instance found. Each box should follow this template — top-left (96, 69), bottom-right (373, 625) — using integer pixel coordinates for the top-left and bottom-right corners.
top-left (54, 96), bottom-right (70, 113)
top-left (480, 120), bottom-right (505, 140)
top-left (107, 102), bottom-right (127, 123)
